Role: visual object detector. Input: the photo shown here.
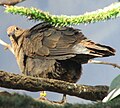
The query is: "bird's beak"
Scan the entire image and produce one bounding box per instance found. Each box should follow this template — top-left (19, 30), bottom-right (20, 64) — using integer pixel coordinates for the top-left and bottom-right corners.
top-left (8, 31), bottom-right (15, 37)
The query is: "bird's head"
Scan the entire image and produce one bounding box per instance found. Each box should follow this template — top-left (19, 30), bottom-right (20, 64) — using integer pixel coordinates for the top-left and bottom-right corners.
top-left (7, 25), bottom-right (24, 44)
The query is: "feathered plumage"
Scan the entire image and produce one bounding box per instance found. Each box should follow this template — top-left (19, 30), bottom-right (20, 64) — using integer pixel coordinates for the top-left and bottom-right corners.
top-left (7, 22), bottom-right (115, 83)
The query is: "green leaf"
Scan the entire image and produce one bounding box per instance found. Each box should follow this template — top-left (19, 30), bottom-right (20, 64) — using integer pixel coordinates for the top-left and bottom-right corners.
top-left (102, 74), bottom-right (120, 102)
top-left (109, 74), bottom-right (120, 92)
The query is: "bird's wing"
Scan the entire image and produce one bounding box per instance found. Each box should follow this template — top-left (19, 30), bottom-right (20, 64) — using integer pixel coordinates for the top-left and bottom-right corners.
top-left (22, 22), bottom-right (115, 60)
top-left (22, 23), bottom-right (87, 60)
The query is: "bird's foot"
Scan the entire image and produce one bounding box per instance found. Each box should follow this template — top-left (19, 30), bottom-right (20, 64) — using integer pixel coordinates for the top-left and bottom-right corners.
top-left (60, 94), bottom-right (67, 104)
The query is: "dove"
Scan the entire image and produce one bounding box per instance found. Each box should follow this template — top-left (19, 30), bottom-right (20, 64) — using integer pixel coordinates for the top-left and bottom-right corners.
top-left (7, 22), bottom-right (115, 102)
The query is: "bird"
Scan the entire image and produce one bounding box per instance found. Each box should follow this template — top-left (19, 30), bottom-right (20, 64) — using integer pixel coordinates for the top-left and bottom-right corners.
top-left (0, 0), bottom-right (25, 6)
top-left (7, 22), bottom-right (115, 103)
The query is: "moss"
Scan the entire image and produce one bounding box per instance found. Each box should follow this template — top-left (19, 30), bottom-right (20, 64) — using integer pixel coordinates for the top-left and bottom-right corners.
top-left (0, 93), bottom-right (120, 108)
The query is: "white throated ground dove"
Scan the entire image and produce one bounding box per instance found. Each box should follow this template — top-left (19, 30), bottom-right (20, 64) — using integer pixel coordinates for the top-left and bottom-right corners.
top-left (7, 22), bottom-right (115, 102)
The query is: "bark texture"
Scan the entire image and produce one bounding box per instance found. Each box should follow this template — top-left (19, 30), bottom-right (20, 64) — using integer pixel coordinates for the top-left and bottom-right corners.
top-left (0, 70), bottom-right (108, 101)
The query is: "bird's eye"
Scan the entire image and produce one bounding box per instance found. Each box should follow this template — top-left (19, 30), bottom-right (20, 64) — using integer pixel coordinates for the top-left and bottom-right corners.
top-left (15, 27), bottom-right (19, 30)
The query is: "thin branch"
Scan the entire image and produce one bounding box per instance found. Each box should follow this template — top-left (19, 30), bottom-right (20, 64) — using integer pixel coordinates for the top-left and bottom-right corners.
top-left (0, 70), bottom-right (109, 101)
top-left (0, 38), bottom-right (14, 54)
top-left (4, 2), bottom-right (120, 26)
top-left (0, 0), bottom-right (26, 6)
top-left (88, 60), bottom-right (120, 69)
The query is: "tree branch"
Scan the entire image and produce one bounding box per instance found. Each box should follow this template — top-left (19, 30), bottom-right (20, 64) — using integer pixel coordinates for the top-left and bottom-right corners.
top-left (0, 38), bottom-right (14, 54)
top-left (4, 2), bottom-right (120, 26)
top-left (0, 92), bottom-right (120, 108)
top-left (0, 0), bottom-right (26, 6)
top-left (88, 60), bottom-right (120, 69)
top-left (0, 70), bottom-right (108, 101)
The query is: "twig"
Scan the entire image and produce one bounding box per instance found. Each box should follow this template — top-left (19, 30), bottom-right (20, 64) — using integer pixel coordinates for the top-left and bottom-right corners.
top-left (0, 0), bottom-right (26, 6)
top-left (0, 70), bottom-right (109, 101)
top-left (88, 60), bottom-right (120, 69)
top-left (0, 38), bottom-right (14, 54)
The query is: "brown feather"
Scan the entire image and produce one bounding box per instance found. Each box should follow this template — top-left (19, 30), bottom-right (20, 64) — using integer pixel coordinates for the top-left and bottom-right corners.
top-left (7, 22), bottom-right (115, 83)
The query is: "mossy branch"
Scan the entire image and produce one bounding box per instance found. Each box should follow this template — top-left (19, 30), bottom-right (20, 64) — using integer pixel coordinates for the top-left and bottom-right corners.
top-left (0, 92), bottom-right (120, 108)
top-left (0, 70), bottom-right (108, 101)
top-left (5, 2), bottom-right (120, 26)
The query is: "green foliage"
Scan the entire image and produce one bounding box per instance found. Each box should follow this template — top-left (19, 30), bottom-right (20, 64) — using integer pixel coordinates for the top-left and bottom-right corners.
top-left (0, 93), bottom-right (60, 108)
top-left (5, 2), bottom-right (120, 26)
top-left (109, 74), bottom-right (120, 92)
top-left (0, 93), bottom-right (120, 108)
top-left (102, 74), bottom-right (120, 102)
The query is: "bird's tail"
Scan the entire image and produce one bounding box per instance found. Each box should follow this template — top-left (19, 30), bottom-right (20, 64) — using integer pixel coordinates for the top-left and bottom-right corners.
top-left (80, 39), bottom-right (115, 57)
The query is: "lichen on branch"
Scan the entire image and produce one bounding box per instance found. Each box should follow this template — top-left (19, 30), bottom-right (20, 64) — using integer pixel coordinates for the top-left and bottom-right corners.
top-left (5, 2), bottom-right (120, 26)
